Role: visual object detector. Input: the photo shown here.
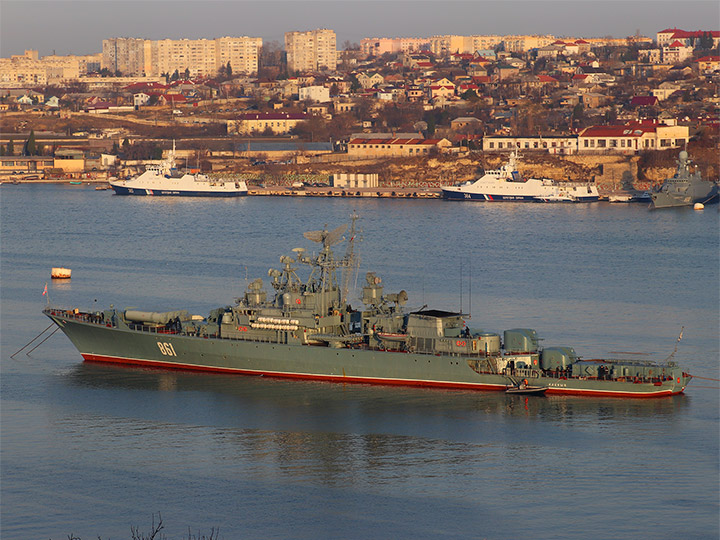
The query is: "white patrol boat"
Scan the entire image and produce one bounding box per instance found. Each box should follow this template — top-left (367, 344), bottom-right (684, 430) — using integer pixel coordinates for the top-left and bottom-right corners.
top-left (442, 152), bottom-right (599, 203)
top-left (110, 144), bottom-right (247, 198)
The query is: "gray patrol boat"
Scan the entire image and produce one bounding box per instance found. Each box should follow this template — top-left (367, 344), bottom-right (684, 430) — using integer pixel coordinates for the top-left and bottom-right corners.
top-left (650, 150), bottom-right (718, 209)
top-left (44, 215), bottom-right (691, 398)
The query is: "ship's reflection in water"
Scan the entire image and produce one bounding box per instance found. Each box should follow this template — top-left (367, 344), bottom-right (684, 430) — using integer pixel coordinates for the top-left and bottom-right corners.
top-left (67, 362), bottom-right (689, 486)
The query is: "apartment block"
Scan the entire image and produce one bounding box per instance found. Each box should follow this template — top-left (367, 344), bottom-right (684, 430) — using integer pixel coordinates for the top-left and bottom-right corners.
top-left (361, 37), bottom-right (427, 56)
top-left (102, 38), bottom-right (149, 75)
top-left (285, 29), bottom-right (337, 73)
top-left (102, 36), bottom-right (261, 77)
top-left (0, 50), bottom-right (102, 87)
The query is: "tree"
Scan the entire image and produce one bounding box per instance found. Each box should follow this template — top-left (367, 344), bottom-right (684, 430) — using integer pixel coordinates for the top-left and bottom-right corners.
top-left (184, 67), bottom-right (190, 80)
top-left (226, 62), bottom-right (232, 79)
top-left (461, 89), bottom-right (481, 102)
top-left (25, 130), bottom-right (37, 156)
top-left (151, 145), bottom-right (163, 160)
top-left (6, 139), bottom-right (14, 155)
top-left (171, 69), bottom-right (179, 81)
top-left (698, 32), bottom-right (715, 50)
top-left (571, 103), bottom-right (585, 129)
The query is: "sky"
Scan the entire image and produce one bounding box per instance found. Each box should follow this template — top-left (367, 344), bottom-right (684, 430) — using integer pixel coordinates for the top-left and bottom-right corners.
top-left (1, 0), bottom-right (719, 57)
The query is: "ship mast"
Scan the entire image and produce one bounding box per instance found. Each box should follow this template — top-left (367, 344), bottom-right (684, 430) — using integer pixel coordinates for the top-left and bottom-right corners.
top-left (340, 211), bottom-right (361, 305)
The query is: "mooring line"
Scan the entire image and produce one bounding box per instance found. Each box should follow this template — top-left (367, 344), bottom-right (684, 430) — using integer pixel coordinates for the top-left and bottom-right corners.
top-left (10, 324), bottom-right (54, 358)
top-left (25, 327), bottom-right (59, 356)
top-left (691, 375), bottom-right (720, 382)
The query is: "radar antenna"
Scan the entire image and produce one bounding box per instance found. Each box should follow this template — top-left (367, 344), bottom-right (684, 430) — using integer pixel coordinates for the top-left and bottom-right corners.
top-left (303, 223), bottom-right (347, 247)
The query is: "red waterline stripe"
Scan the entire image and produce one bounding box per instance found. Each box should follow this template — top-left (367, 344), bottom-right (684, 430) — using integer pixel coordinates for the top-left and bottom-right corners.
top-left (81, 354), bottom-right (683, 397)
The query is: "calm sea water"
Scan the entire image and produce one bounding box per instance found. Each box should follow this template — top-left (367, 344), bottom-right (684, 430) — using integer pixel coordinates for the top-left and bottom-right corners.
top-left (1, 184), bottom-right (718, 540)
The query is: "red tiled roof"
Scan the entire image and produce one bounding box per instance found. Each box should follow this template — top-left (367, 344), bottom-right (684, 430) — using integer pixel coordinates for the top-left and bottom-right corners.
top-left (630, 96), bottom-right (658, 106)
top-left (537, 75), bottom-right (558, 83)
top-left (671, 30), bottom-right (720, 39)
top-left (667, 40), bottom-right (686, 47)
top-left (697, 56), bottom-right (720, 62)
top-left (161, 94), bottom-right (187, 102)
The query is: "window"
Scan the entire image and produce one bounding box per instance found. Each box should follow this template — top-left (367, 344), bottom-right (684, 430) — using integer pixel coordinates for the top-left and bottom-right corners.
top-left (489, 142), bottom-right (494, 149)
top-left (590, 140), bottom-right (595, 147)
top-left (533, 142), bottom-right (538, 148)
top-left (675, 138), bottom-right (684, 146)
top-left (2, 161), bottom-right (14, 166)
top-left (621, 139), bottom-right (626, 147)
top-left (498, 142), bottom-right (503, 149)
top-left (660, 139), bottom-right (670, 147)
top-left (610, 139), bottom-right (618, 148)
top-left (597, 139), bottom-right (606, 148)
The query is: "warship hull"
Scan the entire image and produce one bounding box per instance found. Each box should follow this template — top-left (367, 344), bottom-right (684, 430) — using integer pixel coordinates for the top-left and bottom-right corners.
top-left (45, 310), bottom-right (688, 398)
top-left (650, 150), bottom-right (719, 209)
top-left (650, 185), bottom-right (718, 209)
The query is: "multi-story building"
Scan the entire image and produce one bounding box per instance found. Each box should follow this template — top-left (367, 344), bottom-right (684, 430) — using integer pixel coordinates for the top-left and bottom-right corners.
top-left (360, 37), bottom-right (427, 57)
top-left (347, 135), bottom-right (452, 158)
top-left (227, 112), bottom-right (309, 135)
top-left (0, 50), bottom-right (103, 87)
top-left (102, 38), bottom-right (149, 75)
top-left (577, 122), bottom-right (690, 154)
top-left (285, 29), bottom-right (337, 73)
top-left (482, 135), bottom-right (578, 154)
top-left (102, 36), bottom-right (261, 77)
top-left (215, 37), bottom-right (263, 75)
top-left (0, 52), bottom-right (47, 86)
top-left (656, 28), bottom-right (720, 48)
top-left (663, 40), bottom-right (694, 64)
top-left (502, 35), bottom-right (557, 53)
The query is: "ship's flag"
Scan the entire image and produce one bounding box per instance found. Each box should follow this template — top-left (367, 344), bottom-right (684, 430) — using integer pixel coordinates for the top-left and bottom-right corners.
top-left (42, 283), bottom-right (47, 296)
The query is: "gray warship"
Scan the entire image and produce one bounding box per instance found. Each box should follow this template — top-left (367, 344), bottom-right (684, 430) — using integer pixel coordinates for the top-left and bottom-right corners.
top-left (650, 150), bottom-right (719, 209)
top-left (44, 215), bottom-right (691, 398)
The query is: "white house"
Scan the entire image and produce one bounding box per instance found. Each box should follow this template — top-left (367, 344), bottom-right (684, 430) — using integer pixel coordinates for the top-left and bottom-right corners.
top-left (299, 85), bottom-right (330, 103)
top-left (577, 122), bottom-right (690, 154)
top-left (356, 72), bottom-right (384, 89)
top-left (663, 41), bottom-right (693, 64)
top-left (133, 92), bottom-right (151, 107)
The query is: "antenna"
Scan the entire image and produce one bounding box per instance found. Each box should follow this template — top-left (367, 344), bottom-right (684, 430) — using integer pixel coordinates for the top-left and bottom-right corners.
top-left (460, 257), bottom-right (463, 315)
top-left (468, 256), bottom-right (472, 318)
